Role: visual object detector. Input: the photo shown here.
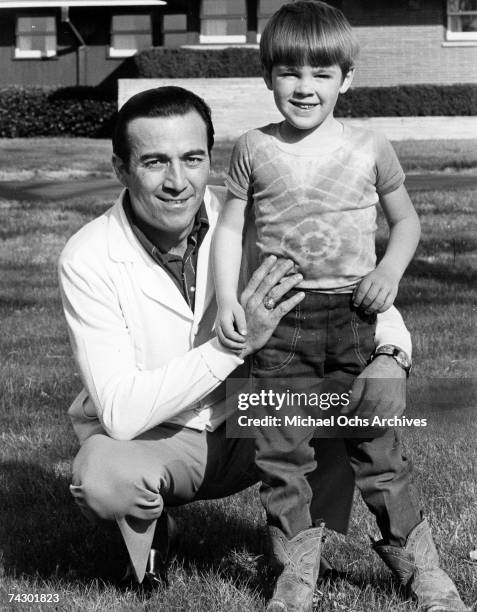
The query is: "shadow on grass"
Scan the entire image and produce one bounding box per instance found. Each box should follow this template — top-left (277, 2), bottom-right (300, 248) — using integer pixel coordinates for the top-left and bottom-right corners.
top-left (0, 462), bottom-right (422, 606)
top-left (0, 461), bottom-right (267, 597)
top-left (0, 461), bottom-right (128, 583)
top-left (168, 501), bottom-right (405, 602)
top-left (375, 237), bottom-right (477, 292)
top-left (406, 258), bottom-right (476, 285)
top-left (168, 500), bottom-right (269, 597)
top-left (0, 295), bottom-right (40, 311)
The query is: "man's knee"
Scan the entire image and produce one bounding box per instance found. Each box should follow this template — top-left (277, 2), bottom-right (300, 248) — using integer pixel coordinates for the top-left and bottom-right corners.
top-left (70, 435), bottom-right (163, 522)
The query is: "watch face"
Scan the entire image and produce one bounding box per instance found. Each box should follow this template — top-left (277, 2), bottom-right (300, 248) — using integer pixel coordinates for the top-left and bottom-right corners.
top-left (396, 351), bottom-right (412, 369)
top-left (377, 345), bottom-right (397, 357)
top-left (376, 345), bottom-right (411, 372)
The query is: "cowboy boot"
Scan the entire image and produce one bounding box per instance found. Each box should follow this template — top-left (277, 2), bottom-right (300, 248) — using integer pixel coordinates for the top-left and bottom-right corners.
top-left (373, 518), bottom-right (469, 611)
top-left (266, 523), bottom-right (324, 612)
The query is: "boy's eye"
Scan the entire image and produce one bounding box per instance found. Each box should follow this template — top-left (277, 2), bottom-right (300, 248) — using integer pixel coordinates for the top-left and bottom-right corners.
top-left (276, 68), bottom-right (297, 77)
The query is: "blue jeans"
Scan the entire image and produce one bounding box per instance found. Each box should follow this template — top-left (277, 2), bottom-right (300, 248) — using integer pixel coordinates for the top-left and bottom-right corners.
top-left (252, 291), bottom-right (420, 544)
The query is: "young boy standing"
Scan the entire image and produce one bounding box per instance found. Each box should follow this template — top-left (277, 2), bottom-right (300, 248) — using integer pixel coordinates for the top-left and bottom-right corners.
top-left (213, 2), bottom-right (468, 611)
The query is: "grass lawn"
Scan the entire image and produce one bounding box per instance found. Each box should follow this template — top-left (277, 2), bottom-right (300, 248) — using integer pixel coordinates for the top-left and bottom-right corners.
top-left (0, 139), bottom-right (476, 611)
top-left (1, 138), bottom-right (477, 181)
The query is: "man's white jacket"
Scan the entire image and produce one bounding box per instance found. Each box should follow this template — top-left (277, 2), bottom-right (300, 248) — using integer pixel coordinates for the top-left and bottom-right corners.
top-left (58, 186), bottom-right (411, 444)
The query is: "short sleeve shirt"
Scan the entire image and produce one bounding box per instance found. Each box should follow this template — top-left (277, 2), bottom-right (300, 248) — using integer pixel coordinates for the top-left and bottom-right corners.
top-left (225, 123), bottom-right (405, 291)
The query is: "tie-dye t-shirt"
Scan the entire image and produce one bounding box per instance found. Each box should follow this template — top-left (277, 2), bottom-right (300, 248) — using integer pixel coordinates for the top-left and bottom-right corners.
top-left (225, 123), bottom-right (405, 292)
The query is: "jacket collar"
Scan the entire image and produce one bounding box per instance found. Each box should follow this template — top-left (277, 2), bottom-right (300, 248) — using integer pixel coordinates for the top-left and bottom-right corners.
top-left (106, 187), bottom-right (224, 323)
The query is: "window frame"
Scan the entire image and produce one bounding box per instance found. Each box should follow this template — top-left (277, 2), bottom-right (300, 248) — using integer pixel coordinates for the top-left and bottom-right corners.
top-left (109, 12), bottom-right (153, 58)
top-left (446, 0), bottom-right (477, 41)
top-left (256, 0), bottom-right (288, 42)
top-left (162, 13), bottom-right (188, 47)
top-left (199, 0), bottom-right (247, 44)
top-left (15, 13), bottom-right (57, 59)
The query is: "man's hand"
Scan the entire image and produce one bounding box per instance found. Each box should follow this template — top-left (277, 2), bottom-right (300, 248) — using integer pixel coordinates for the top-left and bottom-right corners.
top-left (341, 355), bottom-right (407, 420)
top-left (237, 256), bottom-right (304, 359)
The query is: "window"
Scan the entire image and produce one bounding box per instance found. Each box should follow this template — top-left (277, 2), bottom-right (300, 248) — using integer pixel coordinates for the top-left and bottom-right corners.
top-left (110, 14), bottom-right (152, 58)
top-left (447, 0), bottom-right (477, 41)
top-left (15, 15), bottom-right (56, 59)
top-left (257, 0), bottom-right (288, 40)
top-left (163, 14), bottom-right (188, 47)
top-left (200, 0), bottom-right (246, 44)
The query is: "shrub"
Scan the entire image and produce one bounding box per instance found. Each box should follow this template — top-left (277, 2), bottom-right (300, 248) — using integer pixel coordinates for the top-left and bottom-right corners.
top-left (48, 86), bottom-right (116, 102)
top-left (335, 84), bottom-right (477, 117)
top-left (0, 87), bottom-right (116, 138)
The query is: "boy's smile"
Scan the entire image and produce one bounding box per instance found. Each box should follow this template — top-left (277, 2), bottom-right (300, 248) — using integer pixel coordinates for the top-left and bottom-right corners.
top-left (265, 64), bottom-right (354, 139)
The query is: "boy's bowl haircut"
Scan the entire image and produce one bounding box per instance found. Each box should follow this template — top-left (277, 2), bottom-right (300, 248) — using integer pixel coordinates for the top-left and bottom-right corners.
top-left (260, 0), bottom-right (359, 77)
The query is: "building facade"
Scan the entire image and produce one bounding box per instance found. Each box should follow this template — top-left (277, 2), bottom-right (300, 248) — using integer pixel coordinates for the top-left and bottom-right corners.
top-left (0, 0), bottom-right (476, 87)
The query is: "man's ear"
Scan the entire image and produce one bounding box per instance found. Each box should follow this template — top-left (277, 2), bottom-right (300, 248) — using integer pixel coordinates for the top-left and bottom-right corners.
top-left (339, 68), bottom-right (355, 94)
top-left (112, 153), bottom-right (128, 187)
top-left (262, 68), bottom-right (273, 91)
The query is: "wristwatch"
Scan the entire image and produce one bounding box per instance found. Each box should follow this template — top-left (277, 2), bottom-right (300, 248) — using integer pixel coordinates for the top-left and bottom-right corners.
top-left (372, 344), bottom-right (412, 376)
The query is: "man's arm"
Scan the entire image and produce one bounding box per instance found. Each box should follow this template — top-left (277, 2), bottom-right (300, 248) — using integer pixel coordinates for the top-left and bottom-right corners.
top-left (375, 305), bottom-right (412, 357)
top-left (59, 252), bottom-right (243, 440)
top-left (344, 305), bottom-right (411, 418)
top-left (59, 247), bottom-right (303, 440)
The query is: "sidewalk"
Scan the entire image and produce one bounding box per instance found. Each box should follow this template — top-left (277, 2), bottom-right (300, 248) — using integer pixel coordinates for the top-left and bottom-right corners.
top-left (341, 117), bottom-right (477, 141)
top-left (0, 173), bottom-right (475, 203)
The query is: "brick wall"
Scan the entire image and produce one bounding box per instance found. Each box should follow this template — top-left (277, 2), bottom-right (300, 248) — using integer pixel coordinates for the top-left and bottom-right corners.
top-left (118, 78), bottom-right (283, 141)
top-left (353, 25), bottom-right (477, 86)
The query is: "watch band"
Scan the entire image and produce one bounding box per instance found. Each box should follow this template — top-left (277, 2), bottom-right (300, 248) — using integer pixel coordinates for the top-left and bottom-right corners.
top-left (372, 344), bottom-right (412, 376)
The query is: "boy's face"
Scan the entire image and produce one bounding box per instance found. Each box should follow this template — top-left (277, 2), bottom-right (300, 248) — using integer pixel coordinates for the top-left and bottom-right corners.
top-left (264, 64), bottom-right (354, 133)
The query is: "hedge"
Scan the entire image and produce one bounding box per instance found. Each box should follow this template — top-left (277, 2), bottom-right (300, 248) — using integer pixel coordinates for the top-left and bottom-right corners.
top-left (0, 80), bottom-right (475, 138)
top-left (335, 84), bottom-right (477, 117)
top-left (0, 87), bottom-right (116, 138)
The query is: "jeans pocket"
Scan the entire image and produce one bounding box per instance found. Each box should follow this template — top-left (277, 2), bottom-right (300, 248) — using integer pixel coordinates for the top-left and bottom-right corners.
top-left (252, 303), bottom-right (301, 374)
top-left (350, 309), bottom-right (376, 368)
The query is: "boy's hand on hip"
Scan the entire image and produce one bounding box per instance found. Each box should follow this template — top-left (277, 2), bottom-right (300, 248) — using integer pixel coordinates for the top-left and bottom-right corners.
top-left (352, 266), bottom-right (400, 314)
top-left (342, 356), bottom-right (407, 420)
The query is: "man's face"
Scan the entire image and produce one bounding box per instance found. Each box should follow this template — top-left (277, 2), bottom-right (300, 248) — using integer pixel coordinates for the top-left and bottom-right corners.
top-left (113, 110), bottom-right (210, 245)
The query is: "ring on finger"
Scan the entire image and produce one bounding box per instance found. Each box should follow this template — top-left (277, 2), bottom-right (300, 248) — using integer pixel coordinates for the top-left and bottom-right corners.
top-left (263, 296), bottom-right (276, 310)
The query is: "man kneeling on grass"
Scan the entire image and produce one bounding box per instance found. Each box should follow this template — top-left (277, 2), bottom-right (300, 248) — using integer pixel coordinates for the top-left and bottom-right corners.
top-left (58, 86), bottom-right (436, 608)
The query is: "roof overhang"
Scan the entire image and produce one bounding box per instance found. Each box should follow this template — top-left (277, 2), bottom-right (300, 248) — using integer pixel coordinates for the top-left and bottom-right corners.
top-left (0, 1), bottom-right (166, 7)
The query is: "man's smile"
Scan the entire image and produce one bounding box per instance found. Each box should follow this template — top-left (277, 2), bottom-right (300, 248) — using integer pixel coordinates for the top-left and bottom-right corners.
top-left (158, 196), bottom-right (192, 205)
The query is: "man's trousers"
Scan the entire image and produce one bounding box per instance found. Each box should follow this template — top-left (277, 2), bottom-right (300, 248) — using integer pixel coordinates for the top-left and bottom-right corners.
top-left (70, 421), bottom-right (356, 582)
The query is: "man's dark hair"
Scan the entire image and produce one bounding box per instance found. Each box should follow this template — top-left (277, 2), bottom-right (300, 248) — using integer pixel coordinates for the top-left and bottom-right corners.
top-left (113, 86), bottom-right (215, 165)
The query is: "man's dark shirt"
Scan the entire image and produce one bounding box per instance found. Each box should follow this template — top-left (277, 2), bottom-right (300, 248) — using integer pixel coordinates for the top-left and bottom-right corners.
top-left (123, 193), bottom-right (209, 312)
